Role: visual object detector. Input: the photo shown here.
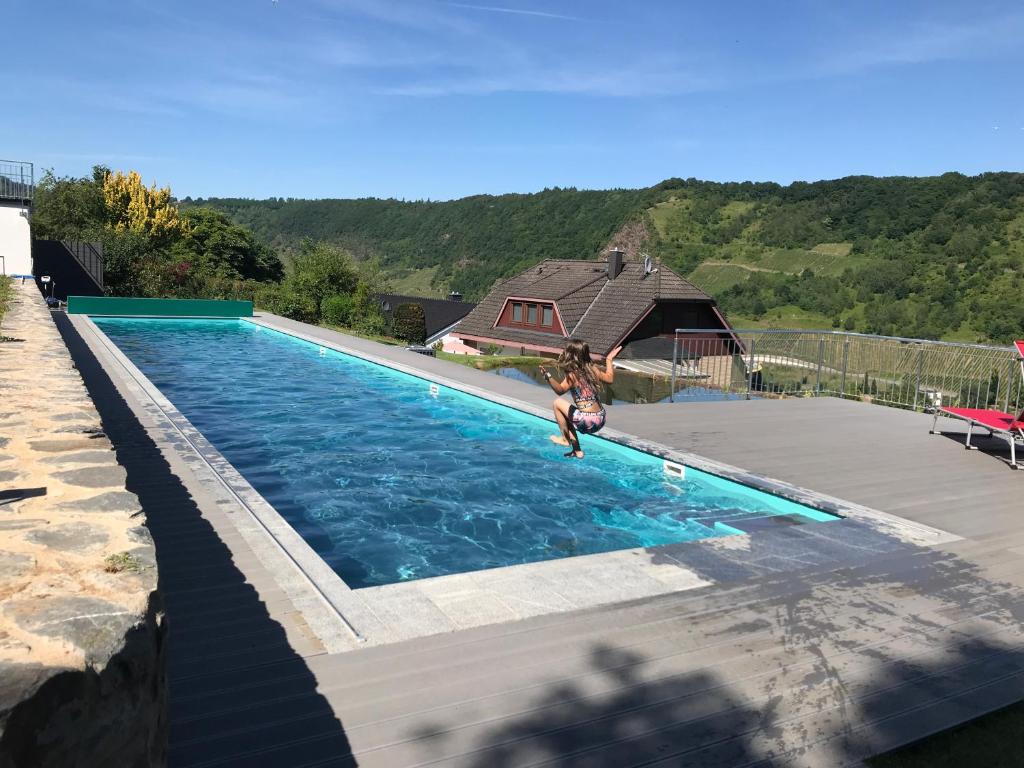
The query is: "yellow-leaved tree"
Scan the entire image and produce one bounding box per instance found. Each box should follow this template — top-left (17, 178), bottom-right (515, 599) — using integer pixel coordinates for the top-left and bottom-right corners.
top-left (102, 170), bottom-right (190, 243)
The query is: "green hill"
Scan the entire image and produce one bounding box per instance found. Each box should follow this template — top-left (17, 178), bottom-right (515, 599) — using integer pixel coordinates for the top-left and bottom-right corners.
top-left (186, 172), bottom-right (1024, 343)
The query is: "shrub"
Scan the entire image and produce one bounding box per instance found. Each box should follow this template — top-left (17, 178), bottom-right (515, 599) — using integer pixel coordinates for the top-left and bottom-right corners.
top-left (255, 284), bottom-right (282, 312)
top-left (321, 294), bottom-right (354, 327)
top-left (288, 240), bottom-right (359, 309)
top-left (483, 343), bottom-right (502, 356)
top-left (432, 340), bottom-right (443, 351)
top-left (275, 290), bottom-right (318, 323)
top-left (255, 284), bottom-right (317, 322)
top-left (392, 303), bottom-right (427, 344)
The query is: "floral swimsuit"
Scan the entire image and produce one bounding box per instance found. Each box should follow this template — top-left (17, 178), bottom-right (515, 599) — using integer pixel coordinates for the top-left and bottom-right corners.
top-left (569, 373), bottom-right (606, 434)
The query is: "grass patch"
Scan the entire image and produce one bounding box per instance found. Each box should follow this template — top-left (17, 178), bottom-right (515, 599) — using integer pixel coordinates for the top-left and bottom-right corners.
top-left (688, 263), bottom-right (756, 294)
top-left (866, 700), bottom-right (1024, 768)
top-left (726, 305), bottom-right (836, 330)
top-left (436, 351), bottom-right (549, 371)
top-left (811, 242), bottom-right (853, 257)
top-left (0, 276), bottom-right (11, 324)
top-left (104, 552), bottom-right (143, 574)
top-left (387, 265), bottom-right (445, 297)
top-left (321, 323), bottom-right (404, 346)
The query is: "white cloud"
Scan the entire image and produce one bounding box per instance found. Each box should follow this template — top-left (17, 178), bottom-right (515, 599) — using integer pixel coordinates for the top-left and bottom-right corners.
top-left (446, 3), bottom-right (578, 21)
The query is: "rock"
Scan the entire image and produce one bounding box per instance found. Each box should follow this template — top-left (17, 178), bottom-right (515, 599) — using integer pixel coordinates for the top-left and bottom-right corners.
top-left (49, 411), bottom-right (98, 422)
top-left (55, 491), bottom-right (140, 515)
top-left (0, 662), bottom-right (57, 715)
top-left (39, 450), bottom-right (114, 466)
top-left (29, 438), bottom-right (111, 453)
top-left (26, 523), bottom-right (109, 553)
top-left (53, 466), bottom-right (127, 489)
top-left (52, 424), bottom-right (104, 435)
top-left (5, 596), bottom-right (135, 664)
top-left (126, 526), bottom-right (153, 546)
top-left (0, 551), bottom-right (35, 581)
top-left (0, 519), bottom-right (47, 531)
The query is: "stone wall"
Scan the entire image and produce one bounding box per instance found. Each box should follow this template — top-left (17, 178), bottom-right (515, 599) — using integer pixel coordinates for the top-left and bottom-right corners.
top-left (0, 280), bottom-right (165, 767)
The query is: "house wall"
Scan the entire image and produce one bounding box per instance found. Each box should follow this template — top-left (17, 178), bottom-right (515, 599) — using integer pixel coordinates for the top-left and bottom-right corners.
top-left (620, 301), bottom-right (735, 360)
top-left (0, 203), bottom-right (32, 275)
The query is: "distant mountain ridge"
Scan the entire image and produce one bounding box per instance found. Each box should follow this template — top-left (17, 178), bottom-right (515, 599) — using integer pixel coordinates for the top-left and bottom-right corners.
top-left (186, 172), bottom-right (1024, 342)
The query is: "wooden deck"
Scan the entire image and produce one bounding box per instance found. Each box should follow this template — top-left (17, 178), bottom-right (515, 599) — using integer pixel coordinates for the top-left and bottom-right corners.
top-left (58, 313), bottom-right (1024, 767)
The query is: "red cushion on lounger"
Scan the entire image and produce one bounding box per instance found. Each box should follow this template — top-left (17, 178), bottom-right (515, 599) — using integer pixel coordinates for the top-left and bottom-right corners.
top-left (940, 407), bottom-right (1022, 432)
top-left (1016, 340), bottom-right (1024, 359)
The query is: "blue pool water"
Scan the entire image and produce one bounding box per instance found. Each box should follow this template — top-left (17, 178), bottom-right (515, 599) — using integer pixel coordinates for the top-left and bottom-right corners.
top-left (95, 318), bottom-right (836, 588)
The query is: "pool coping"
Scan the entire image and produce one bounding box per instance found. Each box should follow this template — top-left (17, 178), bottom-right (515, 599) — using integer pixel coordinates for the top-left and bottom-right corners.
top-left (76, 313), bottom-right (962, 649)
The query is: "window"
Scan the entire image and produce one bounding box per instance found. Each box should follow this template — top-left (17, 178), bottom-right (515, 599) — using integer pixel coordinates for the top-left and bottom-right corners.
top-left (498, 298), bottom-right (561, 333)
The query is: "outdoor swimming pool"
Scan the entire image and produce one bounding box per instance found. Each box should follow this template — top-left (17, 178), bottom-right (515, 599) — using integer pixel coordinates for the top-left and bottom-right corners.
top-left (95, 318), bottom-right (837, 588)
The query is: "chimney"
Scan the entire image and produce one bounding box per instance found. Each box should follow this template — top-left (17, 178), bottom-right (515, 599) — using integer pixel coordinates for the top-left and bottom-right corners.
top-left (606, 248), bottom-right (624, 280)
top-left (448, 291), bottom-right (463, 302)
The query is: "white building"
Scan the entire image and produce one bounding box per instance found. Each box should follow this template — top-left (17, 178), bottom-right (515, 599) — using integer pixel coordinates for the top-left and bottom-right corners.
top-left (0, 160), bottom-right (33, 277)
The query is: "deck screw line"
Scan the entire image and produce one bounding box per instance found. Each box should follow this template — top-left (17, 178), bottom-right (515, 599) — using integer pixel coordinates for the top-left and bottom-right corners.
top-left (78, 315), bottom-right (367, 645)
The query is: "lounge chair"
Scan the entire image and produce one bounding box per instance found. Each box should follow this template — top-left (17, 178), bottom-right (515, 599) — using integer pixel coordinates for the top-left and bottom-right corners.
top-left (929, 340), bottom-right (1024, 469)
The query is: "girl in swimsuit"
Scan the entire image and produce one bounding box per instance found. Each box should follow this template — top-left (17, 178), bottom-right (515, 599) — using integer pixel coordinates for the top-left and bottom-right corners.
top-left (539, 339), bottom-right (622, 459)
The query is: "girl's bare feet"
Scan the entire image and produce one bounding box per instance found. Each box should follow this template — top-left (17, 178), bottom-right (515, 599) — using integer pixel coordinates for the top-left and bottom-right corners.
top-left (549, 435), bottom-right (570, 446)
top-left (564, 449), bottom-right (584, 459)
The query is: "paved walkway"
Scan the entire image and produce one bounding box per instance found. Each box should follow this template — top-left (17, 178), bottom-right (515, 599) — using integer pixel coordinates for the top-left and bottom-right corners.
top-left (60, 312), bottom-right (1024, 767)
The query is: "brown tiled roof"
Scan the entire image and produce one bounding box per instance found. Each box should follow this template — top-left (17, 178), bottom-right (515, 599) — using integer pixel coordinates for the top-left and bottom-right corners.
top-left (455, 259), bottom-right (713, 356)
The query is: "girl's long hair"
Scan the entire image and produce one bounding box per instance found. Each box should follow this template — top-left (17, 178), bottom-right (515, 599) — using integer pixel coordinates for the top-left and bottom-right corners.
top-left (558, 339), bottom-right (593, 381)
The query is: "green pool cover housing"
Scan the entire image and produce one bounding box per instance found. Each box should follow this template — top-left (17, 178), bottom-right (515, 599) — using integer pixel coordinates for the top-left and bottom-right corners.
top-left (67, 296), bottom-right (253, 318)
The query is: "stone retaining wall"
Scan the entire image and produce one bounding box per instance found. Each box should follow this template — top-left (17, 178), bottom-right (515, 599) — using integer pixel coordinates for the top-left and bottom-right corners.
top-left (0, 280), bottom-right (165, 767)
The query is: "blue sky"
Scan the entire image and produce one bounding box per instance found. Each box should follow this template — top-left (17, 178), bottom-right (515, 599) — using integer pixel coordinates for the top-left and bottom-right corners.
top-left (5, 0), bottom-right (1023, 200)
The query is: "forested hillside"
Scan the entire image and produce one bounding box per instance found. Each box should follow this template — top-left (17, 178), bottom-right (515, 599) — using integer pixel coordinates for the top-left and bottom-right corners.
top-left (188, 172), bottom-right (1024, 343)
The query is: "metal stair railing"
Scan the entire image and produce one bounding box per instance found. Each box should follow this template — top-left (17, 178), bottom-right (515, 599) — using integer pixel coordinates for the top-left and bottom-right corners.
top-left (61, 240), bottom-right (104, 291)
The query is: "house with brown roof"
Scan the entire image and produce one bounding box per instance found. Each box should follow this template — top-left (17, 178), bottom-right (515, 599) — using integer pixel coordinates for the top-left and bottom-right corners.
top-left (453, 249), bottom-right (733, 360)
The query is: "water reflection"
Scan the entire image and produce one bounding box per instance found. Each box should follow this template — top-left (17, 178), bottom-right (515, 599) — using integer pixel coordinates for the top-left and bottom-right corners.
top-left (491, 364), bottom-right (749, 405)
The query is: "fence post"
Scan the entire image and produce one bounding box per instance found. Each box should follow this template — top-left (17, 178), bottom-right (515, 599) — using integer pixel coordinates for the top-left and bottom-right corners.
top-left (913, 346), bottom-right (924, 411)
top-left (670, 333), bottom-right (678, 403)
top-left (746, 338), bottom-right (756, 400)
top-left (815, 337), bottom-right (824, 395)
top-left (839, 340), bottom-right (850, 399)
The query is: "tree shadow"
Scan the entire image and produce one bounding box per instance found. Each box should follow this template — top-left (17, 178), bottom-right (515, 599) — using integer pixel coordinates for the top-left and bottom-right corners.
top-left (55, 314), bottom-right (358, 768)
top-left (412, 644), bottom-right (774, 767)
top-left (408, 521), bottom-right (1024, 765)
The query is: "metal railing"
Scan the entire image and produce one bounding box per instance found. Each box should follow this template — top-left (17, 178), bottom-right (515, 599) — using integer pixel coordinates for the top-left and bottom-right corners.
top-left (0, 160), bottom-right (33, 203)
top-left (670, 328), bottom-right (1024, 414)
top-left (62, 240), bottom-right (104, 290)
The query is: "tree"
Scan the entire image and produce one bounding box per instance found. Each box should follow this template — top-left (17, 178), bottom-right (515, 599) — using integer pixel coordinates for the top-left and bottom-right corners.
top-left (175, 207), bottom-right (283, 282)
top-left (30, 167), bottom-right (106, 240)
top-left (287, 240), bottom-right (359, 310)
top-left (392, 303), bottom-right (427, 344)
top-left (102, 170), bottom-right (189, 244)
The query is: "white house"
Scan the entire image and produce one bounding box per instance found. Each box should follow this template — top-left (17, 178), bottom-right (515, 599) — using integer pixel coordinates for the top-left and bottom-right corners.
top-left (0, 160), bottom-right (33, 276)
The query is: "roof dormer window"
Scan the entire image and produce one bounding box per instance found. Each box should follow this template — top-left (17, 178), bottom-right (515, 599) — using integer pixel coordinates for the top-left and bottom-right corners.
top-left (496, 298), bottom-right (564, 334)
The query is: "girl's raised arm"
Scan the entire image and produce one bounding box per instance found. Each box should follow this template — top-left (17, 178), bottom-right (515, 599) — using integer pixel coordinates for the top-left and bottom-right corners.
top-left (594, 346), bottom-right (622, 383)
